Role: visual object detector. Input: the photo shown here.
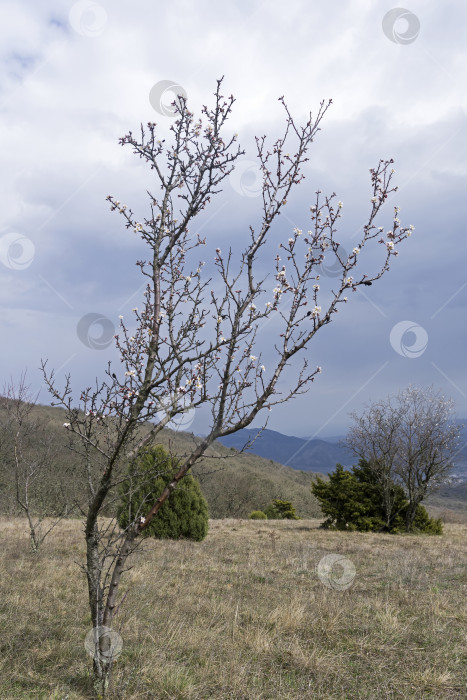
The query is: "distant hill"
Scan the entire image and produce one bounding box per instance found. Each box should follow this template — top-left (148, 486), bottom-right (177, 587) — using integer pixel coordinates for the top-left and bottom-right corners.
top-left (217, 428), bottom-right (354, 473)
top-left (0, 402), bottom-right (323, 519)
top-left (218, 424), bottom-right (467, 477)
top-left (217, 425), bottom-right (467, 515)
top-left (1, 402), bottom-right (465, 519)
top-left (425, 480), bottom-right (467, 513)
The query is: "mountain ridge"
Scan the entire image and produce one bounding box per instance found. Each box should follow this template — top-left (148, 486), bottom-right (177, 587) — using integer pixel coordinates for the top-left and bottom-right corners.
top-left (217, 427), bottom-right (354, 473)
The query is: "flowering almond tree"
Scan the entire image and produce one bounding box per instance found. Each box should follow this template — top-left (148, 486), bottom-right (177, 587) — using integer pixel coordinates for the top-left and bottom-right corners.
top-left (42, 78), bottom-right (413, 697)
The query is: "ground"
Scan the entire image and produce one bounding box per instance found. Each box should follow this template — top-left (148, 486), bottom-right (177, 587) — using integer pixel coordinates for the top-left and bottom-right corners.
top-left (0, 517), bottom-right (465, 699)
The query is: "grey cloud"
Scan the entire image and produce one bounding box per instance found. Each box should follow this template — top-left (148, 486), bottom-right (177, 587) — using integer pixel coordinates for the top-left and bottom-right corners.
top-left (2, 0), bottom-right (467, 437)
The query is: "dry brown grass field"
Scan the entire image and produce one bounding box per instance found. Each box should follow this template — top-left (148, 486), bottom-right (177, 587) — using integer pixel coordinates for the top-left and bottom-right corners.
top-left (0, 517), bottom-right (465, 699)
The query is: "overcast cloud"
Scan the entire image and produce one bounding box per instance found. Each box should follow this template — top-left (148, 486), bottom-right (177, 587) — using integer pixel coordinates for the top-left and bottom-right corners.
top-left (1, 0), bottom-right (467, 437)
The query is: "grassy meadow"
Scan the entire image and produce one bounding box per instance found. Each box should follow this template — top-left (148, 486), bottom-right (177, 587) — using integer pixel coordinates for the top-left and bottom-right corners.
top-left (0, 517), bottom-right (466, 699)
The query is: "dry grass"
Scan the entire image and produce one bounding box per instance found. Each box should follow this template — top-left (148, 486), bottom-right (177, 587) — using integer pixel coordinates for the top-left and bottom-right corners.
top-left (0, 517), bottom-right (466, 699)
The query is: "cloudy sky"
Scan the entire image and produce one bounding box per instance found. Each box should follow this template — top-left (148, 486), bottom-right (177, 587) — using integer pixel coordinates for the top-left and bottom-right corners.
top-left (1, 0), bottom-right (467, 438)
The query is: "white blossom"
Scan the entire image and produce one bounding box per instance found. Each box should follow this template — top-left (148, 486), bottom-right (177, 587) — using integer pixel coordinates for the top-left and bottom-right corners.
top-left (338, 201), bottom-right (343, 208)
top-left (125, 370), bottom-right (136, 376)
top-left (260, 365), bottom-right (266, 372)
top-left (352, 247), bottom-right (360, 255)
top-left (250, 355), bottom-right (257, 361)
top-left (63, 423), bottom-right (71, 428)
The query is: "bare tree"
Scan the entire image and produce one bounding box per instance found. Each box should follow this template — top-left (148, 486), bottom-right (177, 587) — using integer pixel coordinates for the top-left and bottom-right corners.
top-left (344, 385), bottom-right (462, 530)
top-left (343, 399), bottom-right (404, 529)
top-left (0, 373), bottom-right (70, 552)
top-left (41, 79), bottom-right (413, 697)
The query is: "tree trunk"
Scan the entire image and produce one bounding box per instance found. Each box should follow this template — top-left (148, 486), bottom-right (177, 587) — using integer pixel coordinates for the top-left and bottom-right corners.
top-left (93, 661), bottom-right (110, 700)
top-left (86, 521), bottom-right (110, 697)
top-left (92, 636), bottom-right (114, 700)
top-left (405, 501), bottom-right (418, 531)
